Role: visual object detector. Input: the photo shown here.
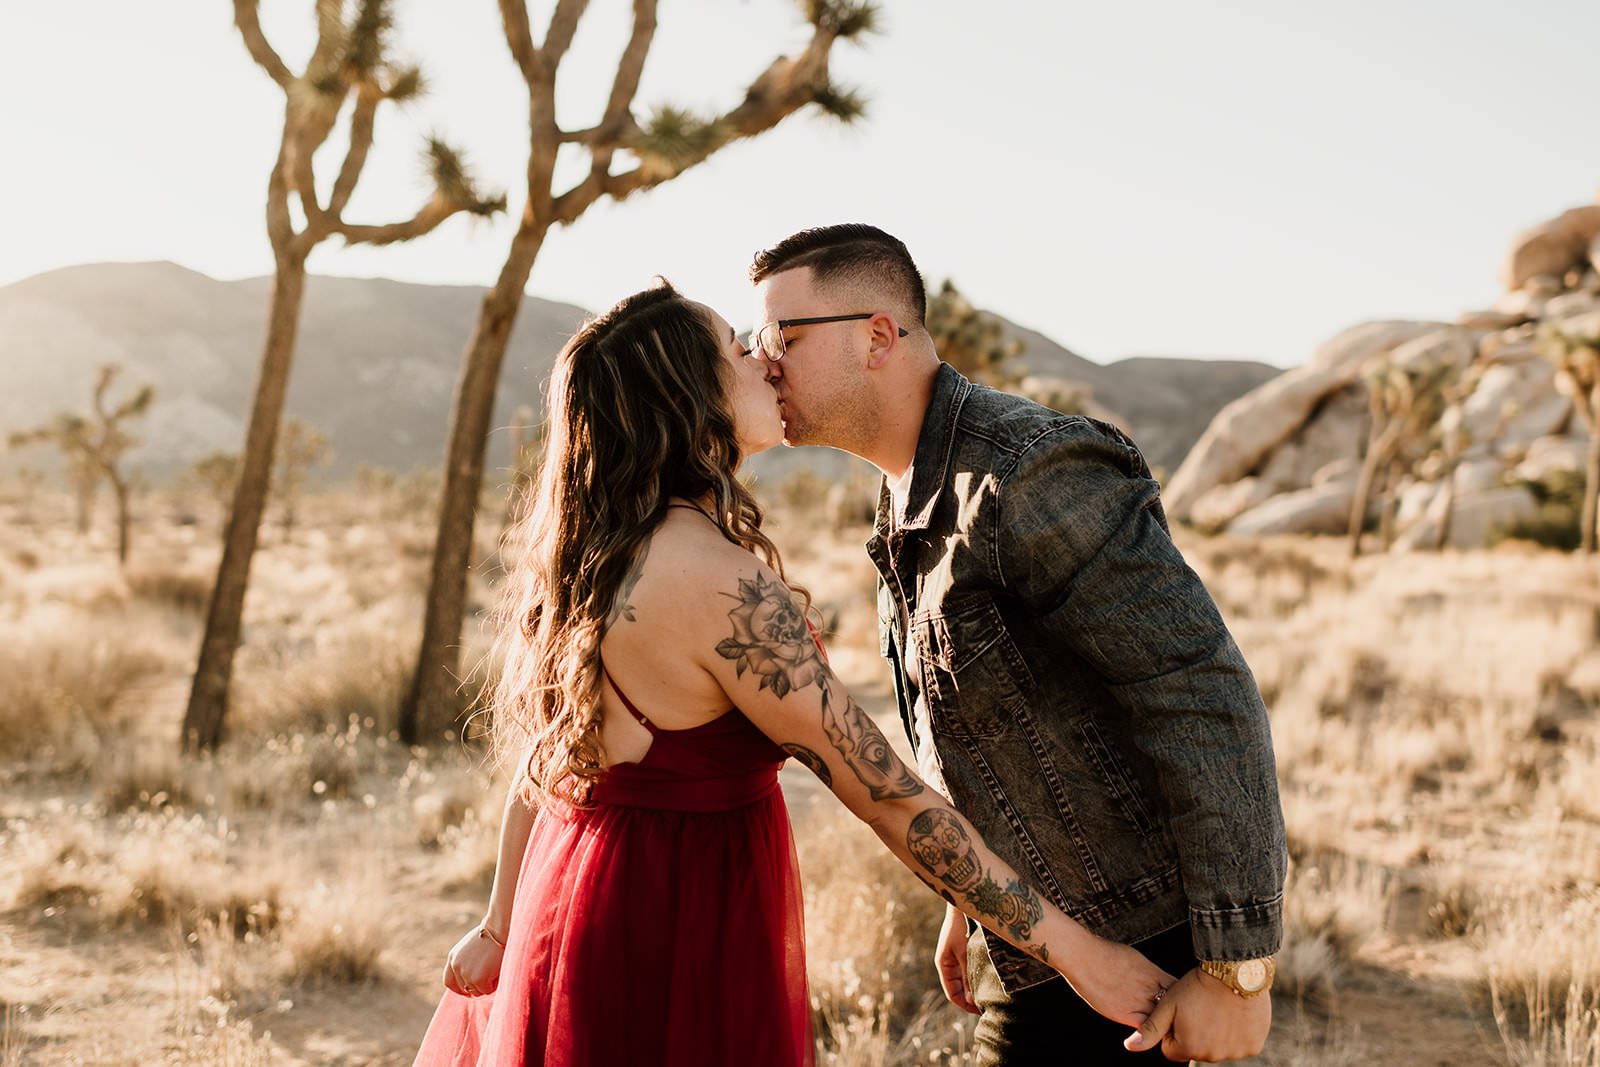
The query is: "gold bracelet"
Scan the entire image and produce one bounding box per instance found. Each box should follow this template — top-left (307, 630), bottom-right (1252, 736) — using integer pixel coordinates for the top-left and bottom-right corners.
top-left (478, 923), bottom-right (507, 948)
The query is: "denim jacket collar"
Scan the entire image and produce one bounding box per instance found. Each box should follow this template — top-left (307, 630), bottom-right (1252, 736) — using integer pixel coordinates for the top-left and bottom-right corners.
top-left (878, 362), bottom-right (973, 535)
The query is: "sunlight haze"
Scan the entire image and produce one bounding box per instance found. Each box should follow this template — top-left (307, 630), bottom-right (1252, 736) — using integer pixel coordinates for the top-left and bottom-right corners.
top-left (3, 1), bottom-right (1598, 367)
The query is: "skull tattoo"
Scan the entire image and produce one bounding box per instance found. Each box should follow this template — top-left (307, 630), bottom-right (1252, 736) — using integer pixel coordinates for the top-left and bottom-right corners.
top-left (908, 808), bottom-right (982, 894)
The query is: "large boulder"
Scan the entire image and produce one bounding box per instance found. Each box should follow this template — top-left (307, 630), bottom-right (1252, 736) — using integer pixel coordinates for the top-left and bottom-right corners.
top-left (1514, 435), bottom-right (1588, 482)
top-left (1395, 479), bottom-right (1443, 530)
top-left (1226, 482), bottom-right (1355, 537)
top-left (1388, 325), bottom-right (1480, 373)
top-left (1165, 321), bottom-right (1444, 518)
top-left (1544, 291), bottom-right (1600, 323)
top-left (1501, 206), bottom-right (1600, 292)
top-left (1443, 485), bottom-right (1541, 548)
top-left (1189, 476), bottom-right (1276, 533)
top-left (1493, 288), bottom-right (1550, 321)
top-left (1453, 455), bottom-right (1506, 495)
top-left (1252, 385), bottom-right (1369, 490)
top-left (1460, 360), bottom-right (1570, 451)
top-left (1479, 328), bottom-right (1538, 365)
top-left (1460, 309), bottom-right (1531, 330)
top-left (1397, 483), bottom-right (1541, 551)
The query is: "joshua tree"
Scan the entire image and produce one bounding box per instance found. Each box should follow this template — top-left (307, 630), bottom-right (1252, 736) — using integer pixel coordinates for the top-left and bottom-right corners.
top-left (399, 0), bottom-right (882, 743)
top-left (1536, 311), bottom-right (1600, 553)
top-left (1348, 357), bottom-right (1458, 558)
top-left (274, 419), bottom-right (332, 538)
top-left (8, 364), bottom-right (154, 564)
top-left (182, 0), bottom-right (504, 752)
top-left (925, 278), bottom-right (1025, 388)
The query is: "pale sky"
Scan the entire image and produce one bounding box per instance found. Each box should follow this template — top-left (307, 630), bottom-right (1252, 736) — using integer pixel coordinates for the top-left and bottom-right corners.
top-left (3, 1), bottom-right (1598, 368)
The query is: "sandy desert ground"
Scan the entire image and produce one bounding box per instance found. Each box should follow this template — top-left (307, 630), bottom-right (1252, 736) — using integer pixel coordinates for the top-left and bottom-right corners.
top-left (1, 483), bottom-right (1598, 1065)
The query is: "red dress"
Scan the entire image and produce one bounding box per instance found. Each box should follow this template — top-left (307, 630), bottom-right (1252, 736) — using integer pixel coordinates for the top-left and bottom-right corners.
top-left (412, 674), bottom-right (812, 1067)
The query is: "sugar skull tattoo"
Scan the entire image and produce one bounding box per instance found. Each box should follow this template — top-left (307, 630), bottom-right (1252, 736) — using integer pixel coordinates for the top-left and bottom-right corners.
top-left (908, 808), bottom-right (983, 894)
top-left (908, 807), bottom-right (1044, 942)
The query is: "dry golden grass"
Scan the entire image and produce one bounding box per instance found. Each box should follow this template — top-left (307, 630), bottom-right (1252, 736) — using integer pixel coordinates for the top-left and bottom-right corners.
top-left (3, 488), bottom-right (1600, 1063)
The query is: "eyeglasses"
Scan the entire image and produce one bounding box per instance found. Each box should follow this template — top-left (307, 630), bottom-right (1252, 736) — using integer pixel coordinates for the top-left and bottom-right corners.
top-left (745, 313), bottom-right (909, 363)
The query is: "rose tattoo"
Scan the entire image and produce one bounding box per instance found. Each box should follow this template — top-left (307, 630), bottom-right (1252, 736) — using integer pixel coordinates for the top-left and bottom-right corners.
top-left (716, 573), bottom-right (827, 698)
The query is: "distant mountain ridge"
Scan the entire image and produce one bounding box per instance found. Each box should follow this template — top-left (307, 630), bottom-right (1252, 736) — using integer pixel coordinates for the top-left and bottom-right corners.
top-left (0, 262), bottom-right (1280, 486)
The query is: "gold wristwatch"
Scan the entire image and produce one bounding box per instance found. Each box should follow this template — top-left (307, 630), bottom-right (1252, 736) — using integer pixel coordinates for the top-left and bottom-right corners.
top-left (1199, 956), bottom-right (1275, 997)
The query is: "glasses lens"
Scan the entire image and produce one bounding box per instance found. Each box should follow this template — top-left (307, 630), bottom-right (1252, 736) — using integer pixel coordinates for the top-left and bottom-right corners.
top-left (755, 323), bottom-right (785, 362)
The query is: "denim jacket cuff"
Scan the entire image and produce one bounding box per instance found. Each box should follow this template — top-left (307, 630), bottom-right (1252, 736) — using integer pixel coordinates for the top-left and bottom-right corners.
top-left (1189, 894), bottom-right (1284, 962)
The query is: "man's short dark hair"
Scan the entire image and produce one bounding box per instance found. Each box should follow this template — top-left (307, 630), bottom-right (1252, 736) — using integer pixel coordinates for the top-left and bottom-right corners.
top-left (749, 223), bottom-right (927, 325)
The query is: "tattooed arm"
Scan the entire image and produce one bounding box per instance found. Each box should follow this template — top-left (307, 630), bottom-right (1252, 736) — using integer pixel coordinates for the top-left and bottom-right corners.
top-left (703, 566), bottom-right (1175, 1029)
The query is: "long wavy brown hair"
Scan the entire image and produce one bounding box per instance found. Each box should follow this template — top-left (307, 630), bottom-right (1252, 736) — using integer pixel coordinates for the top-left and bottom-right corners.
top-left (488, 281), bottom-right (802, 805)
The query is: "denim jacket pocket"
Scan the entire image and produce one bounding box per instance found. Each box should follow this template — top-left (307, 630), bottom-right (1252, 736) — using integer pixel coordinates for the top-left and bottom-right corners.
top-left (1076, 717), bottom-right (1160, 837)
top-left (913, 598), bottom-right (1034, 739)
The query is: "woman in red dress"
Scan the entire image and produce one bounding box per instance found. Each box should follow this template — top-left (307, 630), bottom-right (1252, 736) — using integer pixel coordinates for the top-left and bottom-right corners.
top-left (412, 283), bottom-right (1174, 1066)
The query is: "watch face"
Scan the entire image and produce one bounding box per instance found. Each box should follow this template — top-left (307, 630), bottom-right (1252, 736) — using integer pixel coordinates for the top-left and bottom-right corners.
top-left (1236, 960), bottom-right (1268, 991)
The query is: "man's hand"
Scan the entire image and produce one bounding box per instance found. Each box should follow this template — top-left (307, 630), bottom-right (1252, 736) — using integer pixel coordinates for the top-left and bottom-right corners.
top-left (1123, 966), bottom-right (1271, 1062)
top-left (934, 903), bottom-right (980, 1014)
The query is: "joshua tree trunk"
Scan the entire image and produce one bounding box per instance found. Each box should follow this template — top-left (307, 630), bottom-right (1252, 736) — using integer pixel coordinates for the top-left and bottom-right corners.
top-left (401, 226), bottom-right (546, 741)
top-left (109, 472), bottom-right (132, 564)
top-left (1432, 472), bottom-right (1457, 551)
top-left (1585, 388), bottom-right (1600, 555)
top-left (1348, 428), bottom-right (1389, 559)
top-left (184, 260), bottom-right (305, 749)
top-left (1378, 459), bottom-right (1401, 550)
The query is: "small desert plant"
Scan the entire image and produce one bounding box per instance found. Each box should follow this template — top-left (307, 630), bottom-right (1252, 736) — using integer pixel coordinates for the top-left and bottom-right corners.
top-left (280, 875), bottom-right (387, 985)
top-left (0, 627), bottom-right (172, 764)
top-left (1494, 470), bottom-right (1585, 552)
top-left (1487, 889), bottom-right (1600, 1065)
top-left (123, 561), bottom-right (214, 615)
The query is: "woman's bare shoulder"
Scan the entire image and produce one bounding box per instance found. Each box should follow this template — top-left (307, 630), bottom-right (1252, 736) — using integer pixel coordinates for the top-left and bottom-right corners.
top-left (617, 510), bottom-right (772, 633)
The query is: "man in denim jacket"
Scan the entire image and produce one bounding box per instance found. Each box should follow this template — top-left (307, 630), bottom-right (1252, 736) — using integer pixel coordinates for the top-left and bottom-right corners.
top-left (750, 225), bottom-right (1287, 1064)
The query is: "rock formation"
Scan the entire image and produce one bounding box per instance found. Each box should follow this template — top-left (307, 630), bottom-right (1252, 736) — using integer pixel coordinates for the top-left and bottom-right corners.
top-left (1167, 190), bottom-right (1600, 548)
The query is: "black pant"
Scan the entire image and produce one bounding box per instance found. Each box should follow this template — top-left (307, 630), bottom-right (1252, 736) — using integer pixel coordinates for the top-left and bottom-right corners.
top-left (967, 923), bottom-right (1199, 1066)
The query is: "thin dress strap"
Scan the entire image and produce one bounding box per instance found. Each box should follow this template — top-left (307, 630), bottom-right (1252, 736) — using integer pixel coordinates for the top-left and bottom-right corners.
top-left (602, 669), bottom-right (657, 733)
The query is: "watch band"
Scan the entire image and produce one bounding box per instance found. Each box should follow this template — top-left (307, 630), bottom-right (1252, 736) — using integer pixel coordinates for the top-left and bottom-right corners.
top-left (1200, 956), bottom-right (1275, 997)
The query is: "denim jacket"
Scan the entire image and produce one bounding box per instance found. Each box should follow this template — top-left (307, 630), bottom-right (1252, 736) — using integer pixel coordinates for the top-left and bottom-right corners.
top-left (867, 364), bottom-right (1287, 994)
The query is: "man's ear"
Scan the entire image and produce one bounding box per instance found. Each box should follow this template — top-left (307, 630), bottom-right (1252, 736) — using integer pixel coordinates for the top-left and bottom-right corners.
top-left (865, 313), bottom-right (903, 370)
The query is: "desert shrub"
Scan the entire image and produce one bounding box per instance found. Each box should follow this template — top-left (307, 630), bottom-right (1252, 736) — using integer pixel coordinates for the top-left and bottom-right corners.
top-left (1488, 889), bottom-right (1600, 1066)
top-left (792, 800), bottom-right (970, 1058)
top-left (0, 627), bottom-right (172, 764)
top-left (7, 812), bottom-right (283, 939)
top-left (281, 876), bottom-right (387, 985)
top-left (123, 561), bottom-right (213, 615)
top-left (1275, 856), bottom-right (1392, 1008)
top-left (1494, 470), bottom-right (1584, 552)
top-left (232, 630), bottom-right (409, 739)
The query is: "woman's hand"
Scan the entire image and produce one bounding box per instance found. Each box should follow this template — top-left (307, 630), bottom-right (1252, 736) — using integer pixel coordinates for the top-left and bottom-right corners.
top-left (1057, 933), bottom-right (1177, 1031)
top-left (442, 924), bottom-right (506, 997)
top-left (934, 903), bottom-right (980, 1014)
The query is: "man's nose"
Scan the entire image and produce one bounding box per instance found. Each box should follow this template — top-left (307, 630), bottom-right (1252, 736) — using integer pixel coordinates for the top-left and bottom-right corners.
top-left (763, 360), bottom-right (782, 382)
